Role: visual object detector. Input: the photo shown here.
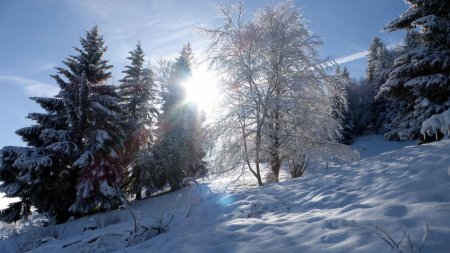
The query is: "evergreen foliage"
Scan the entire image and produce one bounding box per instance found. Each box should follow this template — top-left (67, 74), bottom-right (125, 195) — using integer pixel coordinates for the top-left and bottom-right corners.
top-left (366, 37), bottom-right (394, 84)
top-left (335, 66), bottom-right (354, 144)
top-left (0, 27), bottom-right (123, 222)
top-left (119, 43), bottom-right (158, 200)
top-left (346, 78), bottom-right (377, 134)
top-left (377, 0), bottom-right (450, 141)
top-left (62, 27), bottom-right (123, 215)
top-left (365, 37), bottom-right (398, 133)
top-left (154, 44), bottom-right (207, 191)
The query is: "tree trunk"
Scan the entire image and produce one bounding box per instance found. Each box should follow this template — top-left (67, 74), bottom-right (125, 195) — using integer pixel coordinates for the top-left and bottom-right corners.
top-left (76, 72), bottom-right (89, 150)
top-left (290, 158), bottom-right (307, 178)
top-left (270, 152), bottom-right (281, 182)
top-left (269, 87), bottom-right (281, 182)
top-left (255, 163), bottom-right (264, 186)
top-left (135, 189), bottom-right (142, 200)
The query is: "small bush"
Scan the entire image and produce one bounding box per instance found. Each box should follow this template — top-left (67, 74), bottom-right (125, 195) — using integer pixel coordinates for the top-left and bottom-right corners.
top-left (341, 220), bottom-right (428, 253)
top-left (0, 223), bottom-right (20, 239)
top-left (264, 172), bottom-right (278, 184)
top-left (128, 213), bottom-right (174, 246)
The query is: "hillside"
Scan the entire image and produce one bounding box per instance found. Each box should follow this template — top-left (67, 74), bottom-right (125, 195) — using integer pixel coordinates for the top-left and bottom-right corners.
top-left (1, 137), bottom-right (449, 253)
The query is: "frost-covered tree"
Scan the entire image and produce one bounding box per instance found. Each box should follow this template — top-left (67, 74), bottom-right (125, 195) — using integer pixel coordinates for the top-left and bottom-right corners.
top-left (204, 1), bottom-right (355, 184)
top-left (0, 26), bottom-right (123, 221)
top-left (377, 0), bottom-right (450, 141)
top-left (119, 43), bottom-right (157, 200)
top-left (155, 44), bottom-right (207, 191)
top-left (335, 66), bottom-right (354, 144)
top-left (0, 99), bottom-right (77, 222)
top-left (66, 27), bottom-right (124, 214)
top-left (367, 37), bottom-right (394, 84)
top-left (364, 37), bottom-right (399, 133)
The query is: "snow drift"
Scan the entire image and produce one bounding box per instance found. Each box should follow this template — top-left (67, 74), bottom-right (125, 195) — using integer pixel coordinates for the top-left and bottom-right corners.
top-left (1, 138), bottom-right (449, 253)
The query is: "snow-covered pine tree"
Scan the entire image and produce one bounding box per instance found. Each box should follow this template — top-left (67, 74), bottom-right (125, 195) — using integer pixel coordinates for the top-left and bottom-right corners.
top-left (367, 37), bottom-right (394, 84)
top-left (365, 37), bottom-right (399, 133)
top-left (0, 26), bottom-right (122, 222)
top-left (155, 44), bottom-right (206, 191)
top-left (0, 99), bottom-right (77, 222)
top-left (335, 66), bottom-right (354, 144)
top-left (66, 27), bottom-right (124, 214)
top-left (377, 0), bottom-right (450, 141)
top-left (119, 43), bottom-right (158, 200)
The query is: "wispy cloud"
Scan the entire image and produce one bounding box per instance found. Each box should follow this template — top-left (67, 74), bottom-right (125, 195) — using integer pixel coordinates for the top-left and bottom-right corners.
top-left (0, 75), bottom-right (58, 97)
top-left (335, 50), bottom-right (369, 64)
top-left (335, 42), bottom-right (403, 65)
top-left (65, 0), bottom-right (213, 65)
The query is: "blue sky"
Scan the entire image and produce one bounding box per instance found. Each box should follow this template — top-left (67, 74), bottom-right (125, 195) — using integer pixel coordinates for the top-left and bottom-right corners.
top-left (0, 0), bottom-right (408, 147)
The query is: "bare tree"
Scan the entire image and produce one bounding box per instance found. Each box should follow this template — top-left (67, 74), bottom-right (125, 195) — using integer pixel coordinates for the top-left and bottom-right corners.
top-left (203, 0), bottom-right (356, 185)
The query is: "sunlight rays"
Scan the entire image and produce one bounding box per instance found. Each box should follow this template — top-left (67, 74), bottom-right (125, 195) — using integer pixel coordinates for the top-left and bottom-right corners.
top-left (183, 65), bottom-right (220, 117)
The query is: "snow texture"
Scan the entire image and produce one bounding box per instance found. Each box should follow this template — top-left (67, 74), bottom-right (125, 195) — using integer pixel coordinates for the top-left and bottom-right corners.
top-left (420, 109), bottom-right (450, 137)
top-left (99, 180), bottom-right (116, 198)
top-left (1, 136), bottom-right (449, 252)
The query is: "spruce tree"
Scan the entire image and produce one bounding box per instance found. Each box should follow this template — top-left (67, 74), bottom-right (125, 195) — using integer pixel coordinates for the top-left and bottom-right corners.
top-left (155, 44), bottom-right (206, 191)
top-left (335, 66), bottom-right (354, 144)
top-left (65, 27), bottom-right (124, 214)
top-left (119, 43), bottom-right (157, 200)
top-left (0, 27), bottom-right (124, 222)
top-left (365, 37), bottom-right (397, 132)
top-left (0, 100), bottom-right (76, 222)
top-left (377, 0), bottom-right (450, 140)
top-left (366, 37), bottom-right (394, 84)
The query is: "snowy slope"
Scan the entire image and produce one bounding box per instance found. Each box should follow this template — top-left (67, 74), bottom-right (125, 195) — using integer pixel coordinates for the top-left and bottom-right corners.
top-left (1, 138), bottom-right (449, 253)
top-left (351, 134), bottom-right (415, 159)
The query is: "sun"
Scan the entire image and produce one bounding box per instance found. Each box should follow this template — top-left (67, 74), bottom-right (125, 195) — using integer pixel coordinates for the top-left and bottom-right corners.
top-left (183, 66), bottom-right (220, 117)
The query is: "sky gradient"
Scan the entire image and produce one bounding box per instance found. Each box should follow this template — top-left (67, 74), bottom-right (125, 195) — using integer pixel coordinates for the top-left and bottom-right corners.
top-left (0, 0), bottom-right (408, 147)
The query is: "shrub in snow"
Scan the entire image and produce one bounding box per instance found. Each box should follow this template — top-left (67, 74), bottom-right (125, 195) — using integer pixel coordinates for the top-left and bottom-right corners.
top-left (0, 223), bottom-right (20, 239)
top-left (264, 171), bottom-right (278, 184)
top-left (243, 203), bottom-right (269, 218)
top-left (288, 157), bottom-right (308, 178)
top-left (342, 220), bottom-right (428, 253)
top-left (128, 213), bottom-right (174, 246)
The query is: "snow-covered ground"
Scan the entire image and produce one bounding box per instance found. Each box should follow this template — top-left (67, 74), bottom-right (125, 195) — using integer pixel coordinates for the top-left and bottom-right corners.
top-left (1, 136), bottom-right (449, 253)
top-left (351, 134), bottom-right (415, 159)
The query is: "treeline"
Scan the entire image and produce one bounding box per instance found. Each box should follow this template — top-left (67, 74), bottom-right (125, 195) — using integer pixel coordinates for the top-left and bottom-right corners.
top-left (342, 0), bottom-right (450, 143)
top-left (0, 27), bottom-right (206, 223)
top-left (0, 0), bottom-right (355, 223)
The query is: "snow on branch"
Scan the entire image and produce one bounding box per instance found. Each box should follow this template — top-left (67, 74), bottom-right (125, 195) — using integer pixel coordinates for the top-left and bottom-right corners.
top-left (39, 129), bottom-right (71, 143)
top-left (72, 151), bottom-right (94, 168)
top-left (12, 152), bottom-right (53, 172)
top-left (45, 141), bottom-right (79, 155)
top-left (91, 101), bottom-right (119, 118)
top-left (420, 109), bottom-right (450, 138)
